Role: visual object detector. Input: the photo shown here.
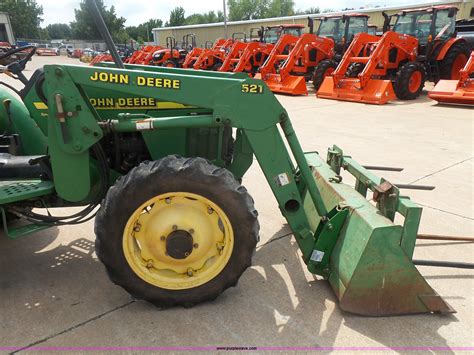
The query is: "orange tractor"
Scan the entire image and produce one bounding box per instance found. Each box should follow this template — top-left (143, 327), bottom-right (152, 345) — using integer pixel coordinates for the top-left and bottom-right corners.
top-left (429, 50), bottom-right (474, 105)
top-left (125, 45), bottom-right (162, 65)
top-left (219, 25), bottom-right (305, 75)
top-left (182, 39), bottom-right (226, 69)
top-left (191, 33), bottom-right (247, 70)
top-left (256, 14), bottom-right (369, 95)
top-left (150, 34), bottom-right (196, 68)
top-left (317, 6), bottom-right (470, 104)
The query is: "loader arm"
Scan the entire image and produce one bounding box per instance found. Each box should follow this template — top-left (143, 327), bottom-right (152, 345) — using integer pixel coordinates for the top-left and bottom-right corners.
top-left (278, 34), bottom-right (334, 80)
top-left (35, 63), bottom-right (453, 316)
top-left (219, 41), bottom-right (248, 72)
top-left (232, 42), bottom-right (272, 73)
top-left (258, 34), bottom-right (299, 78)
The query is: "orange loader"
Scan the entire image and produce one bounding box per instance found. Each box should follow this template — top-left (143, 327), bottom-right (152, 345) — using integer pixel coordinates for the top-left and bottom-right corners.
top-left (256, 14), bottom-right (369, 95)
top-left (317, 6), bottom-right (470, 104)
top-left (429, 50), bottom-right (474, 105)
top-left (182, 39), bottom-right (226, 69)
top-left (222, 25), bottom-right (304, 75)
top-left (150, 34), bottom-right (197, 68)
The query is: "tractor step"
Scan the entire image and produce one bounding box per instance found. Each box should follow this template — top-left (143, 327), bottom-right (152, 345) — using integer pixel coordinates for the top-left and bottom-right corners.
top-left (0, 180), bottom-right (54, 204)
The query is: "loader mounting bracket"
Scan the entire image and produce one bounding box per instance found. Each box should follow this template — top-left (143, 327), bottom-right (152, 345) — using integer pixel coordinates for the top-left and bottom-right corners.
top-left (308, 206), bottom-right (349, 277)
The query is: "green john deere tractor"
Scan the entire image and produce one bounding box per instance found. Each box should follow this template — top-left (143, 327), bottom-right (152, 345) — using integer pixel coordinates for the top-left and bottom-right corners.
top-left (0, 0), bottom-right (456, 316)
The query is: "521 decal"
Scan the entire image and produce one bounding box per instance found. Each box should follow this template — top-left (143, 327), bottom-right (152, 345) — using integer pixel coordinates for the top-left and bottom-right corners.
top-left (241, 84), bottom-right (264, 94)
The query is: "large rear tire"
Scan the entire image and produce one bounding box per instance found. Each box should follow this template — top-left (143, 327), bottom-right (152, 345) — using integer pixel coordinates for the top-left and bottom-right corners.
top-left (393, 61), bottom-right (426, 100)
top-left (312, 59), bottom-right (337, 91)
top-left (438, 43), bottom-right (469, 80)
top-left (95, 156), bottom-right (259, 307)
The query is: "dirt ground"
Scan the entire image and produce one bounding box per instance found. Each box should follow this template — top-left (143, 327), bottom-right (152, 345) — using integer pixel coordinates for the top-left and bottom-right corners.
top-left (0, 54), bottom-right (473, 353)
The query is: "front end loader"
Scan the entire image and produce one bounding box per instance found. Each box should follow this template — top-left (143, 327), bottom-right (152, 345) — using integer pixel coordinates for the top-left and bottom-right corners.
top-left (0, 0), bottom-right (459, 317)
top-left (429, 50), bottom-right (474, 105)
top-left (317, 6), bottom-right (470, 104)
top-left (256, 15), bottom-right (369, 95)
top-left (228, 25), bottom-right (305, 76)
top-left (150, 35), bottom-right (196, 68)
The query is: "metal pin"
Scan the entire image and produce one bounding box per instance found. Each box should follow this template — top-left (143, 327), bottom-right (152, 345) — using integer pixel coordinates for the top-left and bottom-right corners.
top-left (363, 165), bottom-right (404, 172)
top-left (395, 184), bottom-right (435, 191)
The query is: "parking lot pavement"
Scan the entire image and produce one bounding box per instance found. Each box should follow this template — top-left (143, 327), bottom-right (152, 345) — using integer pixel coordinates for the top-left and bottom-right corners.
top-left (1, 55), bottom-right (473, 351)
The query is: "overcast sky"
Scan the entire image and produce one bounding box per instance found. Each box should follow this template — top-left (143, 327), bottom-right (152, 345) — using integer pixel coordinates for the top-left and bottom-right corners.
top-left (37, 0), bottom-right (439, 26)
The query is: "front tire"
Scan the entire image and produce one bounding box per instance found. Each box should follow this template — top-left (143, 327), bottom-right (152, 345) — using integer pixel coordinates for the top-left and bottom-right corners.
top-left (95, 156), bottom-right (259, 307)
top-left (393, 61), bottom-right (426, 100)
top-left (312, 59), bottom-right (338, 91)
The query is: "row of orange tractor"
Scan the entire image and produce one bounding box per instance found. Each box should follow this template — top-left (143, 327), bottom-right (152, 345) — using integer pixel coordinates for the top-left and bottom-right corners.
top-left (92, 5), bottom-right (473, 106)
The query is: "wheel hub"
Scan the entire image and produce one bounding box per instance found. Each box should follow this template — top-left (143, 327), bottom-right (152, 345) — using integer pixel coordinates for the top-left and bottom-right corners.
top-left (166, 230), bottom-right (194, 259)
top-left (122, 192), bottom-right (234, 290)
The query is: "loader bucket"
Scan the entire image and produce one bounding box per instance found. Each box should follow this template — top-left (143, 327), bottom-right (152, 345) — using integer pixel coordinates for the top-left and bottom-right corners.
top-left (265, 74), bottom-right (308, 95)
top-left (429, 79), bottom-right (474, 106)
top-left (317, 77), bottom-right (396, 105)
top-left (302, 150), bottom-right (454, 316)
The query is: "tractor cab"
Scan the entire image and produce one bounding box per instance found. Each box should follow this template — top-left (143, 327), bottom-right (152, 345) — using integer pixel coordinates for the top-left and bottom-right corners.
top-left (263, 24), bottom-right (304, 44)
top-left (391, 6), bottom-right (457, 56)
top-left (315, 14), bottom-right (369, 53)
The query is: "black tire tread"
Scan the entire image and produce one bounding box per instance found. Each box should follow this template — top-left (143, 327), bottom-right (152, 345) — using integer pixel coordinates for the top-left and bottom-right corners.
top-left (438, 43), bottom-right (470, 80)
top-left (393, 61), bottom-right (426, 100)
top-left (95, 156), bottom-right (259, 308)
top-left (312, 59), bottom-right (338, 91)
top-left (346, 62), bottom-right (365, 78)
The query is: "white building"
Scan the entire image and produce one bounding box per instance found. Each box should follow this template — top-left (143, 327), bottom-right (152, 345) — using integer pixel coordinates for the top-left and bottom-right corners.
top-left (0, 12), bottom-right (15, 44)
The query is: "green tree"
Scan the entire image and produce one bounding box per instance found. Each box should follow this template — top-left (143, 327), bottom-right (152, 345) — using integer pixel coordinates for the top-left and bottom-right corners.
top-left (295, 6), bottom-right (320, 15)
top-left (168, 7), bottom-right (186, 26)
top-left (227, 0), bottom-right (268, 21)
top-left (126, 19), bottom-right (162, 42)
top-left (0, 0), bottom-right (43, 39)
top-left (70, 0), bottom-right (126, 40)
top-left (265, 0), bottom-right (295, 18)
top-left (45, 23), bottom-right (72, 39)
top-left (185, 11), bottom-right (223, 25)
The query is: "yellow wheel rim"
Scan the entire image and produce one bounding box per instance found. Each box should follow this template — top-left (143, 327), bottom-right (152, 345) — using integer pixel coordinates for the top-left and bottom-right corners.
top-left (123, 192), bottom-right (234, 290)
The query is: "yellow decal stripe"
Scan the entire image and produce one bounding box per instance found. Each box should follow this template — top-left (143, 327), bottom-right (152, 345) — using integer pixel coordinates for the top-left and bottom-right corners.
top-left (33, 102), bottom-right (48, 110)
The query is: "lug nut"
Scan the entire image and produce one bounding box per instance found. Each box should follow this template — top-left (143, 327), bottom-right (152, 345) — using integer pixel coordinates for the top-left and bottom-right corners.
top-left (207, 207), bottom-right (213, 214)
top-left (189, 229), bottom-right (195, 234)
top-left (172, 225), bottom-right (178, 231)
top-left (193, 243), bottom-right (199, 249)
top-left (146, 260), bottom-right (154, 269)
top-left (165, 198), bottom-right (171, 204)
top-left (133, 224), bottom-right (141, 232)
top-left (160, 236), bottom-right (166, 241)
top-left (187, 268), bottom-right (194, 276)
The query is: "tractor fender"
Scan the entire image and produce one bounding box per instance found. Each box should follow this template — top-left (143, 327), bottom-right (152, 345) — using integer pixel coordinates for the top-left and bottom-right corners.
top-left (0, 86), bottom-right (47, 155)
top-left (435, 37), bottom-right (467, 61)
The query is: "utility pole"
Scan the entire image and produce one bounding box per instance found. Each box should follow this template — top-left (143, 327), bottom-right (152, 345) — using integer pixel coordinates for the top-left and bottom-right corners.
top-left (147, 22), bottom-right (150, 44)
top-left (223, 0), bottom-right (228, 39)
